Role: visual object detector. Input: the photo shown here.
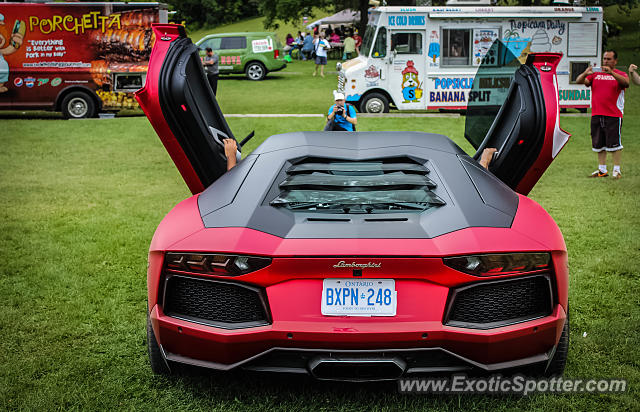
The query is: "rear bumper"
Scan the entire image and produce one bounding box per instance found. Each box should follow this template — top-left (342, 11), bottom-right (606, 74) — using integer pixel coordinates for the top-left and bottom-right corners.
top-left (268, 60), bottom-right (287, 72)
top-left (150, 303), bottom-right (566, 378)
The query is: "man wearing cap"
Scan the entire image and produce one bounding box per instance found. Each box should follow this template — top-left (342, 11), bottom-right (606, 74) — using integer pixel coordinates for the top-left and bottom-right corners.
top-left (325, 92), bottom-right (357, 131)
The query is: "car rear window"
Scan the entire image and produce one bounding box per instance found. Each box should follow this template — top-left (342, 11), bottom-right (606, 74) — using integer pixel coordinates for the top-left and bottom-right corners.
top-left (270, 157), bottom-right (445, 214)
top-left (220, 37), bottom-right (246, 50)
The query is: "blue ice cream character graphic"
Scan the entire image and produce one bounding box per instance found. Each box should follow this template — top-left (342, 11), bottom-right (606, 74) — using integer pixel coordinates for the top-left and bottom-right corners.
top-left (401, 60), bottom-right (422, 103)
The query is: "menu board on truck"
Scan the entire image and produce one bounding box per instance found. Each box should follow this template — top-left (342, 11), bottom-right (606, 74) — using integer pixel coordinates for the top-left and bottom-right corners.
top-left (567, 22), bottom-right (598, 57)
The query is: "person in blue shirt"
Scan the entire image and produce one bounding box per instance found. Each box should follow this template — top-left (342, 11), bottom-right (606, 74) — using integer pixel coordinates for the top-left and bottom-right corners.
top-left (325, 92), bottom-right (357, 131)
top-left (301, 33), bottom-right (315, 61)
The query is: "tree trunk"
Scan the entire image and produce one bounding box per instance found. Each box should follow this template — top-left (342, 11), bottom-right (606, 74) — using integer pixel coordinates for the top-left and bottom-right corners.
top-left (358, 0), bottom-right (369, 38)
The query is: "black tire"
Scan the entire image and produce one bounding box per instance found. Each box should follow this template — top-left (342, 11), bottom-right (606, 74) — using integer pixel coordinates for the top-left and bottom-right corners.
top-left (245, 61), bottom-right (266, 81)
top-left (147, 312), bottom-right (171, 375)
top-left (578, 108), bottom-right (588, 114)
top-left (360, 92), bottom-right (389, 113)
top-left (61, 91), bottom-right (97, 119)
top-left (545, 309), bottom-right (569, 377)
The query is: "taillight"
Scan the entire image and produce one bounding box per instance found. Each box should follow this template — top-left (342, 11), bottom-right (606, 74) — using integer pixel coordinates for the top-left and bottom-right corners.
top-left (274, 49), bottom-right (279, 59)
top-left (443, 253), bottom-right (550, 276)
top-left (164, 252), bottom-right (271, 276)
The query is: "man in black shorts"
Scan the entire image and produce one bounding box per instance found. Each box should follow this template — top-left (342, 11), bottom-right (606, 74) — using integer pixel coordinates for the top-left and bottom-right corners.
top-left (576, 50), bottom-right (629, 179)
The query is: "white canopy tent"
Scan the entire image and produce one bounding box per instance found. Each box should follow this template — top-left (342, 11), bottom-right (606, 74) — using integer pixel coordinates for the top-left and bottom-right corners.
top-left (306, 9), bottom-right (360, 30)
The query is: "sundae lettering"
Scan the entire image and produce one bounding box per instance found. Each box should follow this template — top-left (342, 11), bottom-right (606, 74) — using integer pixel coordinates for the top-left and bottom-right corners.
top-left (559, 89), bottom-right (590, 101)
top-left (28, 12), bottom-right (121, 35)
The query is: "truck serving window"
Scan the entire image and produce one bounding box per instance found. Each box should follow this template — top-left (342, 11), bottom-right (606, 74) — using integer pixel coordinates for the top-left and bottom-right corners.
top-left (372, 27), bottom-right (387, 58)
top-left (391, 33), bottom-right (422, 55)
top-left (114, 74), bottom-right (144, 92)
top-left (570, 61), bottom-right (589, 84)
top-left (442, 29), bottom-right (470, 66)
top-left (360, 25), bottom-right (376, 57)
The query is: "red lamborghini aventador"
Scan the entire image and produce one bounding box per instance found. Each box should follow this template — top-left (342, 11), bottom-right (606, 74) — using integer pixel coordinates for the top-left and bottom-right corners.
top-left (136, 24), bottom-right (571, 381)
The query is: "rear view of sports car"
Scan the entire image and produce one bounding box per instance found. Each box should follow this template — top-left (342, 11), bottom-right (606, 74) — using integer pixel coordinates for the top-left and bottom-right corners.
top-left (136, 24), bottom-right (571, 381)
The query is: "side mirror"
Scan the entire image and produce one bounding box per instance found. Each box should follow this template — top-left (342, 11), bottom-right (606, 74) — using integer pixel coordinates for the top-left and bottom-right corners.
top-left (387, 49), bottom-right (396, 63)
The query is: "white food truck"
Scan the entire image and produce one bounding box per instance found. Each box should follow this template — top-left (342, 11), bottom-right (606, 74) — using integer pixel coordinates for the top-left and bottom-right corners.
top-left (337, 5), bottom-right (603, 112)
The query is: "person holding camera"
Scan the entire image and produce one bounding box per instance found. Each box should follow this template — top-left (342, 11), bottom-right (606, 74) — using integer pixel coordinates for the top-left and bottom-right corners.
top-left (313, 33), bottom-right (330, 77)
top-left (576, 50), bottom-right (628, 179)
top-left (324, 91), bottom-right (357, 131)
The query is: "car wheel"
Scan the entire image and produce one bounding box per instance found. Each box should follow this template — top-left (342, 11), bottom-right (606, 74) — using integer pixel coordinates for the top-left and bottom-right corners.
top-left (360, 93), bottom-right (389, 113)
top-left (147, 312), bottom-right (171, 375)
top-left (61, 91), bottom-right (96, 119)
top-left (246, 62), bottom-right (266, 81)
top-left (544, 309), bottom-right (569, 377)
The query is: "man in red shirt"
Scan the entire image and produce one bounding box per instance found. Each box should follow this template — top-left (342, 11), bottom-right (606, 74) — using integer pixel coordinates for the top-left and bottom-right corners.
top-left (577, 50), bottom-right (629, 179)
top-left (353, 30), bottom-right (362, 55)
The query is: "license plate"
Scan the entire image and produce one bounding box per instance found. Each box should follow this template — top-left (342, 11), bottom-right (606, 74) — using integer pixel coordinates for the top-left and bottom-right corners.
top-left (321, 279), bottom-right (397, 316)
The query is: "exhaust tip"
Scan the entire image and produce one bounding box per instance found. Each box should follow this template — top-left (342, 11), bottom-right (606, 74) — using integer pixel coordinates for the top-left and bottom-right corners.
top-left (309, 356), bottom-right (406, 381)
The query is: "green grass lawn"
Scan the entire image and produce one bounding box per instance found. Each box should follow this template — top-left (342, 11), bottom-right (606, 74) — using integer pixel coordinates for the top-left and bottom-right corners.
top-left (0, 110), bottom-right (638, 410)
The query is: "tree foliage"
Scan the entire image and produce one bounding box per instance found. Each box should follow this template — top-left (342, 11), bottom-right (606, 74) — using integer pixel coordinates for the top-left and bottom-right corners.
top-left (166, 0), bottom-right (260, 29)
top-left (167, 0), bottom-right (638, 32)
top-left (260, 0), bottom-right (372, 36)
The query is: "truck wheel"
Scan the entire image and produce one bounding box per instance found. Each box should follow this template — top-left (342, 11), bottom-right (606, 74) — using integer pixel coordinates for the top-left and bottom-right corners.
top-left (360, 93), bottom-right (389, 113)
top-left (147, 312), bottom-right (171, 375)
top-left (246, 62), bottom-right (266, 81)
top-left (61, 91), bottom-right (96, 119)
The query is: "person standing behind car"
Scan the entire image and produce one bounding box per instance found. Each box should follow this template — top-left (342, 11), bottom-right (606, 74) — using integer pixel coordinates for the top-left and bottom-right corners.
top-left (292, 31), bottom-right (304, 59)
top-left (353, 30), bottom-right (362, 55)
top-left (325, 91), bottom-right (357, 131)
top-left (313, 33), bottom-right (330, 77)
top-left (576, 50), bottom-right (629, 179)
top-left (342, 33), bottom-right (356, 60)
top-left (202, 47), bottom-right (219, 95)
top-left (301, 32), bottom-right (314, 61)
